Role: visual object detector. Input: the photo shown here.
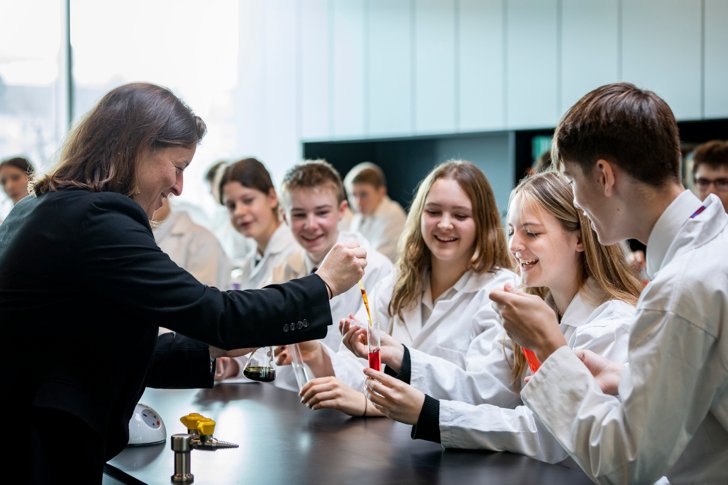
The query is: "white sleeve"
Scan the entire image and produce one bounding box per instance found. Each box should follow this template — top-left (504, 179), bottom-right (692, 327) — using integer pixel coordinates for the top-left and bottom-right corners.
top-left (439, 399), bottom-right (570, 464)
top-left (522, 308), bottom-right (719, 484)
top-left (409, 329), bottom-right (521, 408)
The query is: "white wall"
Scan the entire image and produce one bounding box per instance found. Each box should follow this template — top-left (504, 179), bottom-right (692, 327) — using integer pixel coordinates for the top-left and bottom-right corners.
top-left (232, 0), bottom-right (728, 184)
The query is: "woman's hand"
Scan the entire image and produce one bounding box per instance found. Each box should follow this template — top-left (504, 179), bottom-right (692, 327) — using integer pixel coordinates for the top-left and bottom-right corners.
top-left (299, 376), bottom-right (380, 417)
top-left (339, 314), bottom-right (405, 371)
top-left (214, 357), bottom-right (240, 381)
top-left (362, 368), bottom-right (425, 425)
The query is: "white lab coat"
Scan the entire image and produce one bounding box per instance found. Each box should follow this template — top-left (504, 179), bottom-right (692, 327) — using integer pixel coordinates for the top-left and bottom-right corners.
top-left (153, 210), bottom-right (231, 289)
top-left (431, 279), bottom-right (635, 464)
top-left (236, 223), bottom-right (298, 290)
top-left (327, 267), bottom-right (517, 392)
top-left (349, 196), bottom-right (406, 263)
top-left (270, 230), bottom-right (394, 391)
top-left (522, 191), bottom-right (728, 484)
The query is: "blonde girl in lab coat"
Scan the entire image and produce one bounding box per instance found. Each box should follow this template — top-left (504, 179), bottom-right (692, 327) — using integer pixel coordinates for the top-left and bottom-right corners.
top-left (358, 171), bottom-right (643, 461)
top-left (298, 160), bottom-right (517, 417)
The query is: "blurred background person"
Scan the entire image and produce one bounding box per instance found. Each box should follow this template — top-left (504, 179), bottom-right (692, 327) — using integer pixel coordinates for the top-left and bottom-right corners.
top-left (344, 161), bottom-right (407, 263)
top-left (204, 159), bottom-right (254, 264)
top-left (691, 139), bottom-right (728, 212)
top-left (220, 157), bottom-right (298, 290)
top-left (0, 156), bottom-right (35, 222)
top-left (153, 196), bottom-right (231, 289)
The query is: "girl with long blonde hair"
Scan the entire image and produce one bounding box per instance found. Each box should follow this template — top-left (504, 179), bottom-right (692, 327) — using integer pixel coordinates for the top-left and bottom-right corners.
top-left (359, 171), bottom-right (641, 462)
top-left (298, 160), bottom-right (517, 417)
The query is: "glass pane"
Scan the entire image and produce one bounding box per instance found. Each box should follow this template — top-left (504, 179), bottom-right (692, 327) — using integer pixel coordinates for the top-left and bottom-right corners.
top-left (0, 0), bottom-right (64, 218)
top-left (70, 0), bottom-right (240, 221)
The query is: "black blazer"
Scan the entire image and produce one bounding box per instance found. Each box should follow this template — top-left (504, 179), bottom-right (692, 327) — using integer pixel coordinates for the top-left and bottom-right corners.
top-left (1, 189), bottom-right (332, 459)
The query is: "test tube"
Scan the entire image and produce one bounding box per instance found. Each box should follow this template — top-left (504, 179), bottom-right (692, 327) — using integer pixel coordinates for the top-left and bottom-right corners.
top-left (290, 343), bottom-right (311, 391)
top-left (367, 321), bottom-right (381, 371)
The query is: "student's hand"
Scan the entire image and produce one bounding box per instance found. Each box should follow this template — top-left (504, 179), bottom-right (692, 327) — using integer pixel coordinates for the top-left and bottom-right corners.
top-left (214, 357), bottom-right (240, 381)
top-left (339, 314), bottom-right (405, 370)
top-left (575, 348), bottom-right (623, 395)
top-left (273, 341), bottom-right (322, 366)
top-left (490, 284), bottom-right (567, 362)
top-left (316, 242), bottom-right (367, 297)
top-left (363, 368), bottom-right (424, 425)
top-left (339, 316), bottom-right (369, 358)
top-left (299, 376), bottom-right (377, 417)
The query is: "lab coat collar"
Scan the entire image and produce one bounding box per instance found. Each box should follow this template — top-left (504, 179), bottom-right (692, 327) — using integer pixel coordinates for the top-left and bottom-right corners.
top-left (556, 278), bottom-right (606, 329)
top-left (421, 268), bottom-right (491, 310)
top-left (646, 190), bottom-right (713, 279)
top-left (266, 223), bottom-right (295, 257)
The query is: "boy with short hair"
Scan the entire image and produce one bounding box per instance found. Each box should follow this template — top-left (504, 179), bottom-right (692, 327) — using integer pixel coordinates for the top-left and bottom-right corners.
top-left (344, 162), bottom-right (406, 263)
top-left (490, 82), bottom-right (728, 484)
top-left (273, 159), bottom-right (394, 391)
top-left (692, 139), bottom-right (728, 212)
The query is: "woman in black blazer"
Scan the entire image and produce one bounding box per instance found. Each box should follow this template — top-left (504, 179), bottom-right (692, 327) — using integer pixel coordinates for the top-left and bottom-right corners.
top-left (0, 82), bottom-right (367, 484)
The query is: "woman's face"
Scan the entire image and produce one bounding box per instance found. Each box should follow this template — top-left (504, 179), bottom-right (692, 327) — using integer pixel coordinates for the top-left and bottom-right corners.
top-left (0, 164), bottom-right (31, 203)
top-left (420, 177), bottom-right (476, 268)
top-left (134, 145), bottom-right (196, 219)
top-left (507, 194), bottom-right (583, 290)
top-left (223, 181), bottom-right (279, 244)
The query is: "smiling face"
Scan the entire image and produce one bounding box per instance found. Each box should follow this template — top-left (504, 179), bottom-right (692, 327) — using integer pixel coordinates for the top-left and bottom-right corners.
top-left (133, 145), bottom-right (196, 219)
top-left (507, 193), bottom-right (583, 292)
top-left (222, 181), bottom-right (279, 247)
top-left (0, 164), bottom-right (31, 203)
top-left (420, 177), bottom-right (476, 268)
top-left (284, 186), bottom-right (346, 263)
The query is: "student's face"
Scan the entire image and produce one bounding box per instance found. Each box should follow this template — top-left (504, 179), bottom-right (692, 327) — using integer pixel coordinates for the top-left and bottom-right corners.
top-left (285, 187), bottom-right (345, 262)
top-left (134, 145), bottom-right (195, 219)
top-left (507, 195), bottom-right (583, 290)
top-left (562, 160), bottom-right (619, 244)
top-left (420, 177), bottom-right (476, 267)
top-left (0, 164), bottom-right (31, 203)
top-left (351, 182), bottom-right (385, 215)
top-left (694, 164), bottom-right (728, 212)
top-left (222, 182), bottom-right (279, 243)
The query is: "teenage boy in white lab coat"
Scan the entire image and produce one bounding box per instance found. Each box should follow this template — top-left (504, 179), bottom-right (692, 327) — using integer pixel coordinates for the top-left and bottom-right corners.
top-left (490, 82), bottom-right (728, 484)
top-left (271, 159), bottom-right (394, 391)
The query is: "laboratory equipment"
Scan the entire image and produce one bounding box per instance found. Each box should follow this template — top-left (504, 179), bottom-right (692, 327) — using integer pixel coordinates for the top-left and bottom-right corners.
top-left (128, 402), bottom-right (166, 446)
top-left (242, 346), bottom-right (276, 382)
top-left (358, 281), bottom-right (381, 371)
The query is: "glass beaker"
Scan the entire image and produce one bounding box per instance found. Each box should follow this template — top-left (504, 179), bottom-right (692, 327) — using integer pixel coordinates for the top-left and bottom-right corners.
top-left (367, 322), bottom-right (381, 371)
top-left (242, 347), bottom-right (276, 382)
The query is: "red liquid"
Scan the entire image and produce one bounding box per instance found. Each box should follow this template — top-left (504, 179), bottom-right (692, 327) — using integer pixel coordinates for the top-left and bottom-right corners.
top-left (522, 348), bottom-right (541, 372)
top-left (368, 348), bottom-right (381, 371)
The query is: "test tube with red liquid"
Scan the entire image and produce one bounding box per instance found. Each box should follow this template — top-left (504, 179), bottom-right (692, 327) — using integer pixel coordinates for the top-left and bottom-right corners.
top-left (359, 282), bottom-right (381, 371)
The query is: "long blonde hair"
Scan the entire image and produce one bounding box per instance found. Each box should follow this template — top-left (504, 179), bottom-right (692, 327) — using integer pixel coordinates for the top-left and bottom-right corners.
top-left (388, 160), bottom-right (512, 321)
top-left (508, 171), bottom-right (642, 383)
